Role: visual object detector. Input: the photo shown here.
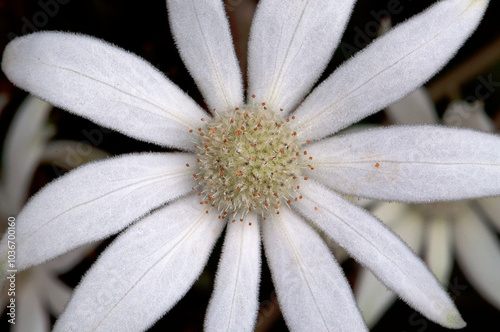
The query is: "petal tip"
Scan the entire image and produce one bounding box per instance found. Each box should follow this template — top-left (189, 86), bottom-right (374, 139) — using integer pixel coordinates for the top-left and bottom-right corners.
top-left (444, 310), bottom-right (466, 329)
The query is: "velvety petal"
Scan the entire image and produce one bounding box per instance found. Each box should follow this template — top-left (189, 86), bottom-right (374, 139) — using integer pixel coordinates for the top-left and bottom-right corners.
top-left (356, 211), bottom-right (424, 328)
top-left (295, 180), bottom-right (465, 328)
top-left (454, 206), bottom-right (500, 309)
top-left (443, 100), bottom-right (495, 131)
top-left (0, 153), bottom-right (196, 272)
top-left (424, 216), bottom-right (454, 286)
top-left (54, 195), bottom-right (225, 332)
top-left (477, 197), bottom-right (500, 232)
top-left (0, 96), bottom-right (53, 215)
top-left (293, 0), bottom-right (489, 142)
top-left (307, 126), bottom-right (500, 202)
top-left (385, 88), bottom-right (439, 125)
top-left (166, 0), bottom-right (243, 111)
top-left (2, 32), bottom-right (206, 151)
top-left (247, 0), bottom-right (356, 113)
top-left (262, 207), bottom-right (366, 331)
top-left (205, 214), bottom-right (261, 332)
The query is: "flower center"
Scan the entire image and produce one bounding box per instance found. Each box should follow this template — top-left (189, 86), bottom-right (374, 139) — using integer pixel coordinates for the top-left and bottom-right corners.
top-left (192, 104), bottom-right (302, 219)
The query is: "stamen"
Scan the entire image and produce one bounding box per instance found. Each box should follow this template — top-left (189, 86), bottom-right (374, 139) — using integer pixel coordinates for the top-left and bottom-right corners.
top-left (194, 104), bottom-right (308, 220)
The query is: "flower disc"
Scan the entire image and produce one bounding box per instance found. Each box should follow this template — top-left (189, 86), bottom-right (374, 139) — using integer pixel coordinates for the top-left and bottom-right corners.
top-left (194, 105), bottom-right (302, 217)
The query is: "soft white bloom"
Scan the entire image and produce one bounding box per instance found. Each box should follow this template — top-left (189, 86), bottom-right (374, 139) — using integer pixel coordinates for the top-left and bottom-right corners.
top-left (0, 0), bottom-right (495, 330)
top-left (356, 93), bottom-right (500, 328)
top-left (0, 96), bottom-right (104, 331)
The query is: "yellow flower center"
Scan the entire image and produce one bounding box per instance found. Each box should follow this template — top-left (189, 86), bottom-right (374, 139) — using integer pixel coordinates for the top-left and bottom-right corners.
top-left (192, 104), bottom-right (303, 220)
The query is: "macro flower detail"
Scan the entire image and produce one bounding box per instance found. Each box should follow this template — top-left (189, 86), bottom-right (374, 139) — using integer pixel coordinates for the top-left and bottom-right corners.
top-left (0, 0), bottom-right (495, 331)
top-left (194, 104), bottom-right (303, 218)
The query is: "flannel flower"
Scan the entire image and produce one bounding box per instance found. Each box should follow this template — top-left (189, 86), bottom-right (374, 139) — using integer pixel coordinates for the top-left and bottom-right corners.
top-left (0, 0), bottom-right (496, 330)
top-left (356, 91), bottom-right (500, 328)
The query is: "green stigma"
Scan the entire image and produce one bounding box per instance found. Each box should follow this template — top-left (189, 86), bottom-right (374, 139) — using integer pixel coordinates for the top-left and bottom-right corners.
top-left (192, 104), bottom-right (303, 218)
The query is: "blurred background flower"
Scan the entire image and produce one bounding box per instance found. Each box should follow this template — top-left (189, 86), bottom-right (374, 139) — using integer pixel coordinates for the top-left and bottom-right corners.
top-left (355, 94), bottom-right (500, 330)
top-left (0, 95), bottom-right (107, 331)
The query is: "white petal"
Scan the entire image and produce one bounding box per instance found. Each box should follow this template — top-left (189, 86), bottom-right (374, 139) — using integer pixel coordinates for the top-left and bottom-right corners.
top-left (356, 211), bottom-right (425, 328)
top-left (295, 180), bottom-right (465, 328)
top-left (455, 207), bottom-right (500, 309)
top-left (54, 195), bottom-right (225, 332)
top-left (166, 0), bottom-right (243, 111)
top-left (307, 126), bottom-right (500, 202)
top-left (0, 153), bottom-right (196, 271)
top-left (262, 207), bottom-right (366, 331)
top-left (477, 196), bottom-right (500, 232)
top-left (16, 272), bottom-right (50, 332)
top-left (0, 96), bottom-right (53, 215)
top-left (385, 88), bottom-right (439, 125)
top-left (293, 0), bottom-right (489, 141)
top-left (247, 0), bottom-right (356, 113)
top-left (59, 196), bottom-right (223, 331)
top-left (205, 214), bottom-right (261, 332)
top-left (443, 100), bottom-right (495, 131)
top-left (424, 216), bottom-right (454, 286)
top-left (2, 32), bottom-right (206, 151)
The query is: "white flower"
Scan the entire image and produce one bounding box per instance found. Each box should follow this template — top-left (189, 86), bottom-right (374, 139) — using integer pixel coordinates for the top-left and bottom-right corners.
top-left (0, 0), bottom-right (495, 331)
top-left (356, 93), bottom-right (500, 328)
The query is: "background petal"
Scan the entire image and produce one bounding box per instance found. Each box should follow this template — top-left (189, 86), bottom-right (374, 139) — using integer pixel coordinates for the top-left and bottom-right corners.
top-left (477, 197), bottom-right (500, 232)
top-left (307, 126), bottom-right (500, 202)
top-left (167, 0), bottom-right (243, 111)
top-left (293, 0), bottom-right (489, 141)
top-left (0, 96), bottom-right (53, 216)
top-left (16, 275), bottom-right (49, 332)
top-left (40, 140), bottom-right (109, 170)
top-left (40, 268), bottom-right (73, 316)
top-left (443, 100), bottom-right (495, 131)
top-left (247, 0), bottom-right (356, 113)
top-left (54, 195), bottom-right (225, 332)
top-left (424, 216), bottom-right (454, 286)
top-left (455, 207), bottom-right (500, 309)
top-left (2, 32), bottom-right (206, 151)
top-left (385, 88), bottom-right (439, 125)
